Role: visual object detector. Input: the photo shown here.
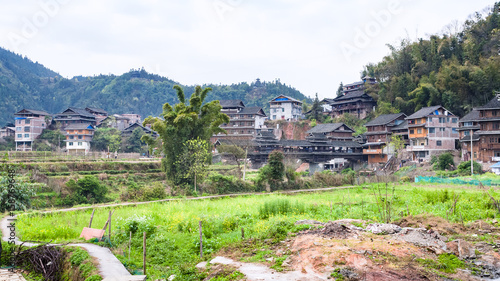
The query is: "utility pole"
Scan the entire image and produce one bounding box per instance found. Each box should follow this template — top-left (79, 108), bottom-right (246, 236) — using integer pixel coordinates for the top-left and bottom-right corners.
top-left (471, 129), bottom-right (473, 176)
top-left (243, 147), bottom-right (248, 181)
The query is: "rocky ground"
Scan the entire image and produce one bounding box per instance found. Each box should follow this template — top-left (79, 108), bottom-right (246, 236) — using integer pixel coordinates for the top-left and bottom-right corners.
top-left (202, 215), bottom-right (500, 281)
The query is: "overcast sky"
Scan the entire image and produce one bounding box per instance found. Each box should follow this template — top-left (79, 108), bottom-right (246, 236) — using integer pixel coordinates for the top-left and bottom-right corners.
top-left (0, 0), bottom-right (495, 99)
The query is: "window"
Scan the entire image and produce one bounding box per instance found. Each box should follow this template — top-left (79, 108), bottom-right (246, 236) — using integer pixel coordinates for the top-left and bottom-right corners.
top-left (437, 140), bottom-right (442, 146)
top-left (417, 119), bottom-right (421, 124)
top-left (428, 117), bottom-right (433, 122)
top-left (410, 129), bottom-right (414, 134)
top-left (495, 123), bottom-right (500, 130)
top-left (429, 128), bottom-right (435, 133)
top-left (464, 131), bottom-right (470, 136)
top-left (78, 142), bottom-right (82, 146)
top-left (69, 136), bottom-right (74, 139)
top-left (282, 108), bottom-right (284, 112)
top-left (272, 115), bottom-right (276, 120)
top-left (78, 136), bottom-right (82, 139)
top-left (24, 127), bottom-right (30, 132)
top-left (494, 111), bottom-right (498, 116)
top-left (452, 118), bottom-right (457, 123)
top-left (17, 120), bottom-right (21, 124)
top-left (464, 122), bottom-right (473, 126)
top-left (439, 118), bottom-right (445, 123)
top-left (16, 127), bottom-right (21, 131)
top-left (25, 119), bottom-right (30, 124)
top-left (24, 134), bottom-right (29, 138)
top-left (440, 128), bottom-right (445, 132)
top-left (371, 155), bottom-right (375, 158)
top-left (452, 128), bottom-right (457, 133)
top-left (69, 142), bottom-right (73, 146)
top-left (17, 134), bottom-right (22, 138)
top-left (447, 117), bottom-right (450, 122)
top-left (417, 129), bottom-right (422, 134)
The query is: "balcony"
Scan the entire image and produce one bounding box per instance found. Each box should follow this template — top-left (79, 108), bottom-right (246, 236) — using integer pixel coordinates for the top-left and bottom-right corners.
top-left (407, 145), bottom-right (425, 151)
top-left (363, 149), bottom-right (382, 155)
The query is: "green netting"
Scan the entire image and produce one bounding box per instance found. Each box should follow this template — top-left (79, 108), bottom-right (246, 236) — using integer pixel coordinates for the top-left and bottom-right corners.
top-left (415, 176), bottom-right (495, 186)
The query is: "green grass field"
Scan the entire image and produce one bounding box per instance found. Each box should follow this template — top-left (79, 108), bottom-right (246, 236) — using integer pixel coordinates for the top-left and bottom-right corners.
top-left (15, 183), bottom-right (500, 280)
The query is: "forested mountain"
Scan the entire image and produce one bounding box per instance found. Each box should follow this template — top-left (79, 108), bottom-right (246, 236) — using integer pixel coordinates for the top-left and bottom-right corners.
top-left (364, 3), bottom-right (500, 117)
top-left (0, 48), bottom-right (310, 126)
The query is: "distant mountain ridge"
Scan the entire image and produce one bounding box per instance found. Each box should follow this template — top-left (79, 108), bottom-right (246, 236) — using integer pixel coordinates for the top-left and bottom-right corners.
top-left (0, 47), bottom-right (311, 126)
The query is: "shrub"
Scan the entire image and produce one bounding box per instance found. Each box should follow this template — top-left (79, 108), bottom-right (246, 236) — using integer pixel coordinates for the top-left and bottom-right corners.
top-left (312, 170), bottom-right (342, 187)
top-left (457, 160), bottom-right (483, 175)
top-left (205, 173), bottom-right (254, 194)
top-left (435, 153), bottom-right (455, 171)
top-left (65, 176), bottom-right (108, 205)
top-left (400, 176), bottom-right (411, 182)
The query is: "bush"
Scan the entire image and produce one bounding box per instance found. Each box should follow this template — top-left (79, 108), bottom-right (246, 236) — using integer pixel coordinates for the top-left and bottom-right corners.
top-left (457, 160), bottom-right (483, 175)
top-left (65, 176), bottom-right (108, 205)
top-left (312, 170), bottom-right (342, 187)
top-left (205, 173), bottom-right (254, 194)
top-left (400, 176), bottom-right (411, 182)
top-left (435, 153), bottom-right (455, 171)
top-left (258, 199), bottom-right (306, 219)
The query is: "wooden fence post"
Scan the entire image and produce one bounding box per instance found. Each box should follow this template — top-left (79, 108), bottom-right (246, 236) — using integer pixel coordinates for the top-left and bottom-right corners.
top-left (128, 231), bottom-right (132, 264)
top-left (143, 232), bottom-right (147, 275)
top-left (199, 221), bottom-right (203, 258)
top-left (108, 211), bottom-right (112, 242)
top-left (241, 227), bottom-right (244, 239)
top-left (88, 209), bottom-right (95, 228)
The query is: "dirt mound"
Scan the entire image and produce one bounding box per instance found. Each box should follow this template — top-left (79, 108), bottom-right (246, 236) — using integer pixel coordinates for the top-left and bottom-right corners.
top-left (303, 222), bottom-right (357, 239)
top-left (396, 214), bottom-right (465, 235)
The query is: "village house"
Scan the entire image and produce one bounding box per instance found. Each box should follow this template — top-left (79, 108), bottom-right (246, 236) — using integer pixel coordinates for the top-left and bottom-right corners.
top-left (363, 113), bottom-right (407, 164)
top-left (64, 123), bottom-right (95, 155)
top-left (98, 114), bottom-right (141, 131)
top-left (269, 95), bottom-right (303, 121)
top-left (122, 122), bottom-right (158, 138)
top-left (305, 123), bottom-right (354, 141)
top-left (213, 100), bottom-right (267, 141)
top-left (406, 105), bottom-right (459, 161)
top-left (0, 124), bottom-right (15, 138)
top-left (323, 76), bottom-right (377, 119)
top-left (14, 109), bottom-right (50, 151)
top-left (459, 95), bottom-right (500, 163)
top-left (84, 107), bottom-right (108, 125)
top-left (54, 107), bottom-right (97, 129)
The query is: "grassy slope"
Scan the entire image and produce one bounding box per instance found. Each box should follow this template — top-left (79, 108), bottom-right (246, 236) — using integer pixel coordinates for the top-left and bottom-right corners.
top-left (16, 183), bottom-right (500, 279)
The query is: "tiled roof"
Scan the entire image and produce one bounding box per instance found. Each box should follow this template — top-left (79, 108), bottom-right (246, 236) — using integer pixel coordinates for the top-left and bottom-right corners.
top-left (364, 113), bottom-right (406, 127)
top-left (306, 123), bottom-right (349, 134)
top-left (219, 100), bottom-right (245, 108)
top-left (239, 107), bottom-right (266, 116)
top-left (406, 105), bottom-right (444, 119)
top-left (269, 95), bottom-right (302, 104)
top-left (391, 120), bottom-right (408, 131)
top-left (459, 110), bottom-right (480, 122)
top-left (85, 107), bottom-right (107, 114)
top-left (332, 90), bottom-right (367, 101)
top-left (64, 123), bottom-right (94, 130)
top-left (15, 109), bottom-right (50, 116)
top-left (477, 96), bottom-right (500, 110)
top-left (61, 107), bottom-right (95, 118)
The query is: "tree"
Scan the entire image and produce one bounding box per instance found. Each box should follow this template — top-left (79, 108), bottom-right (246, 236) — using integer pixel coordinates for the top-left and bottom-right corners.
top-left (435, 152), bottom-right (455, 171)
top-left (144, 85), bottom-right (229, 185)
top-left (123, 127), bottom-right (145, 153)
top-left (265, 150), bottom-right (285, 190)
top-left (336, 82), bottom-right (344, 97)
top-left (92, 128), bottom-right (122, 152)
top-left (385, 135), bottom-right (405, 160)
top-left (0, 174), bottom-right (35, 212)
top-left (217, 144), bottom-right (246, 176)
top-left (176, 138), bottom-right (211, 193)
top-left (140, 134), bottom-right (160, 156)
top-left (307, 93), bottom-right (323, 122)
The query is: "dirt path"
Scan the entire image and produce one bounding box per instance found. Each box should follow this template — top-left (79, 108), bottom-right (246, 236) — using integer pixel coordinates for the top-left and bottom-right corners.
top-left (207, 256), bottom-right (325, 281)
top-left (0, 216), bottom-right (145, 281)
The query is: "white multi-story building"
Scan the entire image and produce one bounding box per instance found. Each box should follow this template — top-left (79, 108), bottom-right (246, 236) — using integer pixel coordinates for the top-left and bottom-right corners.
top-left (65, 123), bottom-right (95, 155)
top-left (14, 109), bottom-right (50, 151)
top-left (269, 95), bottom-right (303, 121)
top-left (212, 100), bottom-right (267, 141)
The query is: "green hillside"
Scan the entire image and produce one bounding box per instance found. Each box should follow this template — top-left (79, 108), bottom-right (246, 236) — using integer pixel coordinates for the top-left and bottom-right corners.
top-left (0, 49), bottom-right (310, 126)
top-left (364, 3), bottom-right (500, 117)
